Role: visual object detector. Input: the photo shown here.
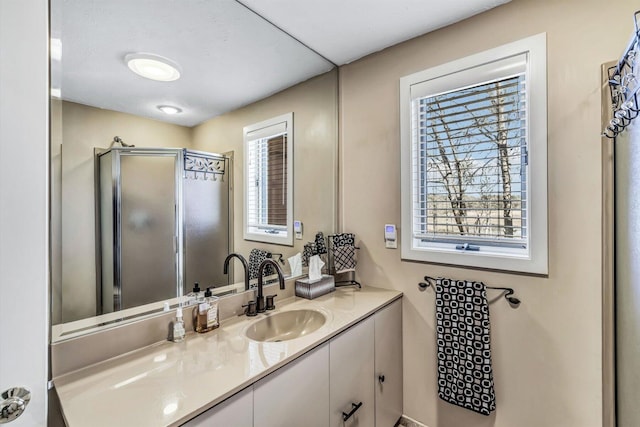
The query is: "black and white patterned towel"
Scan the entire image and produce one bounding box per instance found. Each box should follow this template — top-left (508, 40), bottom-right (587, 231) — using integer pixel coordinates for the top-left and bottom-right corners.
top-left (315, 232), bottom-right (328, 255)
top-left (330, 233), bottom-right (355, 248)
top-left (302, 242), bottom-right (317, 267)
top-left (248, 248), bottom-right (274, 283)
top-left (435, 278), bottom-right (496, 416)
top-left (334, 245), bottom-right (356, 273)
top-left (301, 233), bottom-right (328, 267)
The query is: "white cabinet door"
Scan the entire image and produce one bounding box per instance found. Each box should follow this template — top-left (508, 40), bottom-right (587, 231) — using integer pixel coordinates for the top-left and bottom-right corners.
top-left (182, 387), bottom-right (253, 427)
top-left (254, 343), bottom-right (329, 427)
top-left (374, 300), bottom-right (403, 427)
top-left (329, 317), bottom-right (375, 427)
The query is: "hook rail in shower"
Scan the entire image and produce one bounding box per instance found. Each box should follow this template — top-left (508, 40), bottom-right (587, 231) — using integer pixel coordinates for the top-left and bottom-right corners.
top-left (183, 149), bottom-right (227, 180)
top-left (418, 275), bottom-right (521, 308)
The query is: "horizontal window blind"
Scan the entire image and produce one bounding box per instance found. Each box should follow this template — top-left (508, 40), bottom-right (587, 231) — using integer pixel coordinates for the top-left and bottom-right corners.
top-left (412, 74), bottom-right (528, 247)
top-left (267, 135), bottom-right (287, 226)
top-left (246, 132), bottom-right (288, 232)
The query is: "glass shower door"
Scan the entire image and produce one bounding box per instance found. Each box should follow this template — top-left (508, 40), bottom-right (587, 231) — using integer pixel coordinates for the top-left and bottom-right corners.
top-left (118, 151), bottom-right (180, 310)
top-left (97, 148), bottom-right (182, 314)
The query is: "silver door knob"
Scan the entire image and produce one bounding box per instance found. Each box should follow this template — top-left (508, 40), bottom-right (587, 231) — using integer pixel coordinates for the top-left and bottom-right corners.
top-left (0, 387), bottom-right (30, 424)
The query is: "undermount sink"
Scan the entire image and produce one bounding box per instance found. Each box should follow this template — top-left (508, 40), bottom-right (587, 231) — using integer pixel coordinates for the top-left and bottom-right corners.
top-left (245, 309), bottom-right (327, 342)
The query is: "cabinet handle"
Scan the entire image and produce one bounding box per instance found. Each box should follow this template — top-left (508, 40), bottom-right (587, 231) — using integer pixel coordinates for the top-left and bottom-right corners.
top-left (378, 375), bottom-right (385, 383)
top-left (342, 402), bottom-right (363, 421)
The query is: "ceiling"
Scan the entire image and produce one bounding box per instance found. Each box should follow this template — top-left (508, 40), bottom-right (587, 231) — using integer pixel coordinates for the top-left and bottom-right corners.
top-left (52, 0), bottom-right (510, 127)
top-left (239, 0), bottom-right (511, 66)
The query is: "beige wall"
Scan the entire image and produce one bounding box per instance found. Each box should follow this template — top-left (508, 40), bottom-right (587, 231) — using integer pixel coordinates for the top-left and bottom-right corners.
top-left (191, 69), bottom-right (338, 267)
top-left (339, 0), bottom-right (632, 425)
top-left (59, 101), bottom-right (192, 322)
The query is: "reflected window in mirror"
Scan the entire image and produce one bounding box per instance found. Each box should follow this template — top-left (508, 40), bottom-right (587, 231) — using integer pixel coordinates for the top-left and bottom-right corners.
top-left (243, 113), bottom-right (293, 246)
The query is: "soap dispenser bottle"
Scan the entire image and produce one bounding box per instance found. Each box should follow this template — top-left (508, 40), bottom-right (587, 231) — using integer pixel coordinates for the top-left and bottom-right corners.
top-left (195, 288), bottom-right (211, 333)
top-left (171, 307), bottom-right (186, 343)
top-left (205, 287), bottom-right (219, 330)
top-left (195, 287), bottom-right (220, 333)
top-left (186, 282), bottom-right (202, 305)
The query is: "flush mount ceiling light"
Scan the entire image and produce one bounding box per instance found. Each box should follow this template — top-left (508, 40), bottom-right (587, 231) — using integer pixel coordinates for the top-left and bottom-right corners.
top-left (157, 105), bottom-right (183, 115)
top-left (125, 53), bottom-right (181, 82)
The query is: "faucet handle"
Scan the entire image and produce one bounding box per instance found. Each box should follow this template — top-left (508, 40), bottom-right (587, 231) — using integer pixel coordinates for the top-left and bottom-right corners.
top-left (265, 294), bottom-right (278, 311)
top-left (242, 300), bottom-right (258, 317)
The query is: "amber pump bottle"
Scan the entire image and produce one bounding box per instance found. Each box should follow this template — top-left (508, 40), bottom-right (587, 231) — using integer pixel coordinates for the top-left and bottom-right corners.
top-left (195, 287), bottom-right (219, 333)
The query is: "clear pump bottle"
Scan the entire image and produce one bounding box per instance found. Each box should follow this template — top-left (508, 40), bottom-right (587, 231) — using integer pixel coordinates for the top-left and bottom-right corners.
top-left (171, 307), bottom-right (185, 342)
top-left (186, 282), bottom-right (202, 306)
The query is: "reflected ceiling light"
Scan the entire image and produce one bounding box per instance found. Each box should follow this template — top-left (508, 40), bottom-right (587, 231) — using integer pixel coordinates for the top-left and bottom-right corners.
top-left (157, 105), bottom-right (183, 115)
top-left (51, 88), bottom-right (61, 98)
top-left (125, 53), bottom-right (181, 82)
top-left (153, 354), bottom-right (167, 363)
top-left (163, 402), bottom-right (178, 416)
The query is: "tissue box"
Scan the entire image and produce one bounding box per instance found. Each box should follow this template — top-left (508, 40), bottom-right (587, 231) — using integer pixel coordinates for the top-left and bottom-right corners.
top-left (295, 275), bottom-right (335, 299)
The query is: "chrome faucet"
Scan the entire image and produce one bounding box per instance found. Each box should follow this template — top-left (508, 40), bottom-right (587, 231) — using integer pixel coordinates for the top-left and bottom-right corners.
top-left (223, 253), bottom-right (250, 291)
top-left (256, 259), bottom-right (285, 313)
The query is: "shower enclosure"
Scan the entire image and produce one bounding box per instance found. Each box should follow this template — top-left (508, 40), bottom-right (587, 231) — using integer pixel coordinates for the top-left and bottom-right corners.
top-left (602, 15), bottom-right (640, 425)
top-left (95, 147), bottom-right (231, 314)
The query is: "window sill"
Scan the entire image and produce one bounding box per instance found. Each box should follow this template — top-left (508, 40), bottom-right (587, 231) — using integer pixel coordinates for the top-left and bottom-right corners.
top-left (402, 241), bottom-right (547, 275)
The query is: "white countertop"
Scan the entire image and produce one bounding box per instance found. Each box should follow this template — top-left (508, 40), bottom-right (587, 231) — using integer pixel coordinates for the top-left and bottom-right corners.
top-left (54, 286), bottom-right (402, 427)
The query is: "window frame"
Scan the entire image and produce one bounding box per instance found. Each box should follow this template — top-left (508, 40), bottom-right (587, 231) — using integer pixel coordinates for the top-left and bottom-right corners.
top-left (243, 112), bottom-right (294, 246)
top-left (399, 33), bottom-right (547, 274)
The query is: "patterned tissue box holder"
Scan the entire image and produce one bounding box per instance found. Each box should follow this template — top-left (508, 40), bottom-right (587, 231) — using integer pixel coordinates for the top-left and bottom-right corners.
top-left (295, 275), bottom-right (335, 299)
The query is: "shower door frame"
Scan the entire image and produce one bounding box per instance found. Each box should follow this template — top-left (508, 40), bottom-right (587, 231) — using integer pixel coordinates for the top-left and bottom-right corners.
top-left (601, 61), bottom-right (616, 427)
top-left (94, 147), bottom-right (185, 314)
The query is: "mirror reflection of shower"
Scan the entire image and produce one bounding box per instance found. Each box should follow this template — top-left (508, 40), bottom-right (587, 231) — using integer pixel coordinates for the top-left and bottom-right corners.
top-left (94, 144), bottom-right (231, 315)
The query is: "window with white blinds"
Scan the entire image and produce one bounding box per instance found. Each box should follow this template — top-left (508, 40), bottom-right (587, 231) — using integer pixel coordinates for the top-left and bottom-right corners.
top-left (400, 34), bottom-right (548, 274)
top-left (246, 134), bottom-right (287, 226)
top-left (414, 74), bottom-right (527, 246)
top-left (243, 113), bottom-right (293, 246)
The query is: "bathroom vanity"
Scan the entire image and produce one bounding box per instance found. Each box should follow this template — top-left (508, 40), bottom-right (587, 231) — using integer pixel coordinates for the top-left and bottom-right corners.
top-left (54, 287), bottom-right (402, 426)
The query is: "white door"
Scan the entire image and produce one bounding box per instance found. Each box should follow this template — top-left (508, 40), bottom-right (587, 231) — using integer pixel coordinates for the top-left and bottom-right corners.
top-left (0, 0), bottom-right (49, 425)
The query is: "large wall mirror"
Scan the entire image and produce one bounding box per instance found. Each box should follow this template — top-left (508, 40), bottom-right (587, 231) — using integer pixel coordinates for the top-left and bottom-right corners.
top-left (50, 0), bottom-right (338, 341)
